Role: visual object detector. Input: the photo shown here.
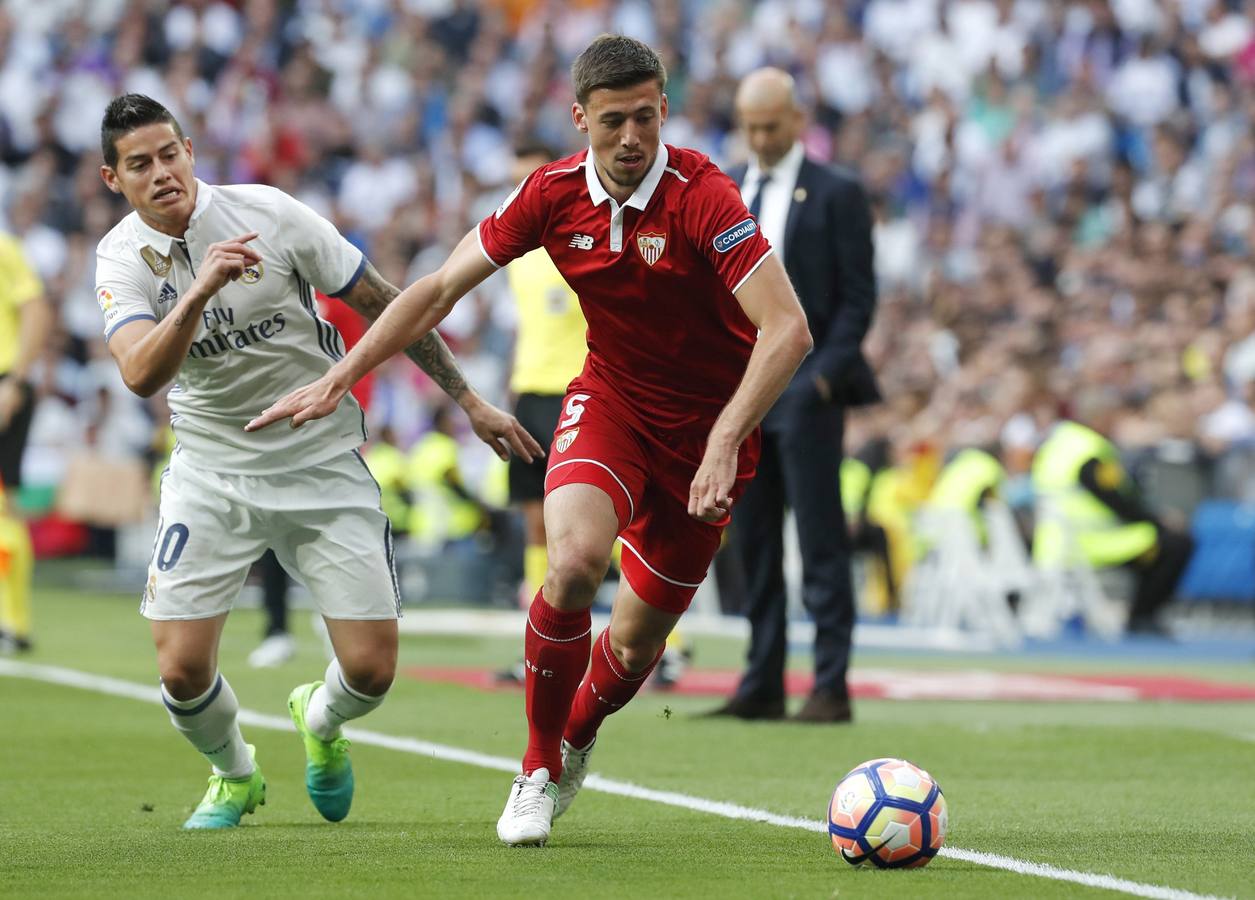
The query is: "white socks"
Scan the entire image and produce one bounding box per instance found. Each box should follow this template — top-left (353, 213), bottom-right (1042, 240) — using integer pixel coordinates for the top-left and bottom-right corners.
top-left (162, 661), bottom-right (386, 773)
top-left (305, 658), bottom-right (386, 741)
top-left (162, 673), bottom-right (253, 778)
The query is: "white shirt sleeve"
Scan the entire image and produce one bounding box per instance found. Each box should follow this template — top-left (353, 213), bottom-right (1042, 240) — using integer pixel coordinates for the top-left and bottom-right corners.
top-left (278, 191), bottom-right (366, 297)
top-left (95, 240), bottom-right (159, 341)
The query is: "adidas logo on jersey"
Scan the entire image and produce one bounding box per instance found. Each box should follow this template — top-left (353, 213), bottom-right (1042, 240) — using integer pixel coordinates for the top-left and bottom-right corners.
top-left (158, 282), bottom-right (177, 304)
top-left (569, 234), bottom-right (594, 250)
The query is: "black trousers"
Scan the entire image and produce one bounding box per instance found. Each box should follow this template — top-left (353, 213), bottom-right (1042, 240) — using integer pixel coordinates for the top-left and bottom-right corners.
top-left (257, 549), bottom-right (290, 637)
top-left (729, 405), bottom-right (855, 702)
top-left (1129, 527), bottom-right (1194, 623)
top-left (0, 380), bottom-right (35, 488)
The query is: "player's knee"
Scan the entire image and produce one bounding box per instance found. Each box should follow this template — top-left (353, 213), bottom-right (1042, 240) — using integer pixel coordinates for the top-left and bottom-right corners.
top-left (159, 660), bottom-right (217, 701)
top-left (545, 543), bottom-right (609, 608)
top-left (614, 640), bottom-right (663, 674)
top-left (614, 642), bottom-right (657, 672)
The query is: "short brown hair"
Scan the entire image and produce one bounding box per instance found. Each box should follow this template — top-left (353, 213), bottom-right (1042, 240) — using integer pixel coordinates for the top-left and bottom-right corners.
top-left (571, 35), bottom-right (667, 106)
top-left (101, 94), bottom-right (185, 168)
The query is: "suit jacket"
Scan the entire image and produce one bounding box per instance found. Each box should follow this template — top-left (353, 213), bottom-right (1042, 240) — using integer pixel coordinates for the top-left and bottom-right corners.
top-left (729, 158), bottom-right (881, 425)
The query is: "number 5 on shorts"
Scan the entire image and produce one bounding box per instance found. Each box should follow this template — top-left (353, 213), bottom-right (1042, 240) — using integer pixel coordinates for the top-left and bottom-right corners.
top-left (559, 393), bottom-right (591, 430)
top-left (155, 522), bottom-right (190, 572)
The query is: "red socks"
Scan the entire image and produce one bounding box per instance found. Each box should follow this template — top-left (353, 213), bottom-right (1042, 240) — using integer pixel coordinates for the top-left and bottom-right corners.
top-left (522, 591), bottom-right (592, 777)
top-left (564, 627), bottom-right (662, 751)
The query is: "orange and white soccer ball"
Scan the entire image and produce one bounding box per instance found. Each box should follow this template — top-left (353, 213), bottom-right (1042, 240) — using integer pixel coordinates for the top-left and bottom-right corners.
top-left (827, 758), bottom-right (948, 868)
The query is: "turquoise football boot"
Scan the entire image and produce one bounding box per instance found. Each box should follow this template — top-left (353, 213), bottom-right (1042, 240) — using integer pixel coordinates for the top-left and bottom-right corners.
top-left (182, 745), bottom-right (266, 829)
top-left (288, 682), bottom-right (354, 822)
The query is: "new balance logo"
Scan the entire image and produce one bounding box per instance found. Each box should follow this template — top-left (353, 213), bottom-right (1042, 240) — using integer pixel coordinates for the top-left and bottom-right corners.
top-left (569, 234), bottom-right (595, 250)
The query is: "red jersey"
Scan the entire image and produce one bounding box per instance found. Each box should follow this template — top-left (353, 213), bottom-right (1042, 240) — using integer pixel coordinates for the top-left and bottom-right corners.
top-left (478, 144), bottom-right (773, 432)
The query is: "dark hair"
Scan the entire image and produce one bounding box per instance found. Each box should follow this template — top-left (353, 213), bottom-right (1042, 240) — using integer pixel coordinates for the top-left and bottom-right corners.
top-left (100, 94), bottom-right (184, 168)
top-left (571, 35), bottom-right (667, 106)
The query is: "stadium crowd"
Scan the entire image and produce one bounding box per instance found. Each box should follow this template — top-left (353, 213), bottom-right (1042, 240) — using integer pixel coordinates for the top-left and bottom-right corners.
top-left (3, 0), bottom-right (1255, 555)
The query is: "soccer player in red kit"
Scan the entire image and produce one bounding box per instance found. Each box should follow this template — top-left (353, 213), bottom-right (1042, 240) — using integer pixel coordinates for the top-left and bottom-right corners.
top-left (247, 35), bottom-right (813, 846)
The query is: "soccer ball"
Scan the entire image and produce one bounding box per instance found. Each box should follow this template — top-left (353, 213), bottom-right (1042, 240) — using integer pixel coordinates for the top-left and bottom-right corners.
top-left (827, 757), bottom-right (948, 869)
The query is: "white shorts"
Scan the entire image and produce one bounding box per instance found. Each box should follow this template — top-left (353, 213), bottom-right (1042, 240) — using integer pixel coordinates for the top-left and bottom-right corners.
top-left (141, 448), bottom-right (401, 621)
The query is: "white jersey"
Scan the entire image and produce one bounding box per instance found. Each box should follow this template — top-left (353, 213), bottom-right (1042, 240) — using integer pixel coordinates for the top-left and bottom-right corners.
top-left (95, 180), bottom-right (368, 475)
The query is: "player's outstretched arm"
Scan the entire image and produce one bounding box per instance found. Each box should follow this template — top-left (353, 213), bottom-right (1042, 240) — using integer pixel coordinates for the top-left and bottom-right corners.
top-left (688, 254), bottom-right (813, 521)
top-left (108, 233), bottom-right (261, 397)
top-left (248, 228), bottom-right (498, 432)
top-left (337, 261), bottom-right (543, 462)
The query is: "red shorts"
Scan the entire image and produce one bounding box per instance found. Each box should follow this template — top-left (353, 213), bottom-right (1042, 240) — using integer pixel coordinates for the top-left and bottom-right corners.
top-left (543, 382), bottom-right (760, 613)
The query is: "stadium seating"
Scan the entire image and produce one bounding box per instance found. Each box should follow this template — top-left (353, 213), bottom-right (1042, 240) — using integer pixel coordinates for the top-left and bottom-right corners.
top-left (1178, 501), bottom-right (1255, 604)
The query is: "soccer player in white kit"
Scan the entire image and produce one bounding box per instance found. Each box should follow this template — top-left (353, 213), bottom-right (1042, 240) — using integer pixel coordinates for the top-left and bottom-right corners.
top-left (94, 94), bottom-right (542, 829)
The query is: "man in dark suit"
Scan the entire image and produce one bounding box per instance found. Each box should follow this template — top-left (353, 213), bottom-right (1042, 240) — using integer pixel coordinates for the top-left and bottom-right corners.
top-left (710, 68), bottom-right (879, 723)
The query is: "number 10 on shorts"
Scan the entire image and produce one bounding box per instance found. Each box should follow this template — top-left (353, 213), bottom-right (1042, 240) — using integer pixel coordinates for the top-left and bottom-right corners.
top-left (155, 522), bottom-right (190, 572)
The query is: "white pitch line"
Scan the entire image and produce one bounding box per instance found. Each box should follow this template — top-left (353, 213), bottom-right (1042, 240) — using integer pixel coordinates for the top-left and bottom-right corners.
top-left (0, 660), bottom-right (1229, 900)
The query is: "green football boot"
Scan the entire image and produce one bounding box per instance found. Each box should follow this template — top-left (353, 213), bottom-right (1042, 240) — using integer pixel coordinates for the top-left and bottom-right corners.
top-left (288, 681), bottom-right (354, 822)
top-left (182, 745), bottom-right (266, 829)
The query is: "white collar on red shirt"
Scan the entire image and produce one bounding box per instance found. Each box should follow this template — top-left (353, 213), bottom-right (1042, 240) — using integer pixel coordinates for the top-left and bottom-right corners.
top-left (132, 178), bottom-right (215, 255)
top-left (584, 142), bottom-right (670, 212)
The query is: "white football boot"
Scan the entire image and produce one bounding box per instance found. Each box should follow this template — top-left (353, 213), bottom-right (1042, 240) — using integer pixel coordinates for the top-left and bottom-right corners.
top-left (247, 632), bottom-right (295, 668)
top-left (496, 768), bottom-right (557, 846)
top-left (554, 739), bottom-right (595, 819)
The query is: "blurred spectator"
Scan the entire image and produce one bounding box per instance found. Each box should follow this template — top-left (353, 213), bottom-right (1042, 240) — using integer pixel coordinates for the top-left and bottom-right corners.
top-left (1032, 416), bottom-right (1194, 635)
top-left (407, 402), bottom-right (489, 554)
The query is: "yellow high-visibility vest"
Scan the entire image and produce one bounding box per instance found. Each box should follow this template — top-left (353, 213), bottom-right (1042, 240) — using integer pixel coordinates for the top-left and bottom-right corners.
top-left (365, 441), bottom-right (410, 533)
top-left (1031, 422), bottom-right (1156, 567)
top-left (0, 233), bottom-right (43, 375)
top-left (927, 448), bottom-right (1006, 543)
top-left (407, 432), bottom-right (481, 545)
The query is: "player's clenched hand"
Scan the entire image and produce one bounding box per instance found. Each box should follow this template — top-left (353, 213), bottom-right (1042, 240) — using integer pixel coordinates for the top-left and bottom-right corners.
top-left (245, 374), bottom-right (346, 432)
top-left (688, 442), bottom-right (738, 522)
top-left (463, 395), bottom-right (545, 462)
top-left (194, 232), bottom-right (261, 297)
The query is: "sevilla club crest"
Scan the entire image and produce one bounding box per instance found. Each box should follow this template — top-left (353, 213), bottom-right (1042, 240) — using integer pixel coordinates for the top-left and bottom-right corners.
top-left (555, 428), bottom-right (579, 453)
top-left (636, 232), bottom-right (666, 267)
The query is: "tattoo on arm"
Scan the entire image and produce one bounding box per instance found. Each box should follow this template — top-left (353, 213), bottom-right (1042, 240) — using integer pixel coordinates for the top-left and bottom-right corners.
top-left (340, 263), bottom-right (395, 319)
top-left (406, 331), bottom-right (468, 401)
top-left (342, 261), bottom-right (469, 402)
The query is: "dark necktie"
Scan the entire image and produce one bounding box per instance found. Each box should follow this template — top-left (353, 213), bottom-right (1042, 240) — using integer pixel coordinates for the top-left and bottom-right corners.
top-left (747, 171), bottom-right (772, 220)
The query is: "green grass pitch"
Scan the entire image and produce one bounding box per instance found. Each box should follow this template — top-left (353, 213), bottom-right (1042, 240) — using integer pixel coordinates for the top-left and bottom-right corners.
top-left (3, 587), bottom-right (1253, 899)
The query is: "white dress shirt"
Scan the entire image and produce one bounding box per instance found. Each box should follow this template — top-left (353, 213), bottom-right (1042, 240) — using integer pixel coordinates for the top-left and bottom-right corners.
top-left (741, 141), bottom-right (806, 258)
